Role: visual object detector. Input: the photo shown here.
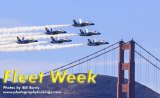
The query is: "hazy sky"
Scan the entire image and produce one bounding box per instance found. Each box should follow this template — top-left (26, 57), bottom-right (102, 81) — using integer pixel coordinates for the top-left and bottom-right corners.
top-left (0, 0), bottom-right (159, 93)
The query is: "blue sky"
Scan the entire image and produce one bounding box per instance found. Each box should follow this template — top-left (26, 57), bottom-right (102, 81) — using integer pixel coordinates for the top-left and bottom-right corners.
top-left (0, 0), bottom-right (160, 93)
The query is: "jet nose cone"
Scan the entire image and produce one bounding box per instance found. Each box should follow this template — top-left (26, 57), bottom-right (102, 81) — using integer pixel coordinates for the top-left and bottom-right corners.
top-left (91, 23), bottom-right (95, 25)
top-left (105, 42), bottom-right (109, 44)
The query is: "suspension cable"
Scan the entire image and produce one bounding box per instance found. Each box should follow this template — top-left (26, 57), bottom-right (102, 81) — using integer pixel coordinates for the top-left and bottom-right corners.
top-left (44, 41), bottom-right (120, 75)
top-left (135, 42), bottom-right (160, 62)
top-left (56, 46), bottom-right (119, 73)
top-left (135, 51), bottom-right (160, 70)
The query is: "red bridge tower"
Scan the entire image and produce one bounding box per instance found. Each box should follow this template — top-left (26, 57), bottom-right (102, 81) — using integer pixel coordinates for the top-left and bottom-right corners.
top-left (117, 40), bottom-right (135, 98)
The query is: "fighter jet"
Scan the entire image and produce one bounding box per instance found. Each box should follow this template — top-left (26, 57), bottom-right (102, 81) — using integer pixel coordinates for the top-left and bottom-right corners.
top-left (73, 19), bottom-right (95, 27)
top-left (80, 29), bottom-right (101, 36)
top-left (50, 36), bottom-right (72, 44)
top-left (87, 39), bottom-right (109, 46)
top-left (17, 37), bottom-right (38, 44)
top-left (45, 28), bottom-right (67, 35)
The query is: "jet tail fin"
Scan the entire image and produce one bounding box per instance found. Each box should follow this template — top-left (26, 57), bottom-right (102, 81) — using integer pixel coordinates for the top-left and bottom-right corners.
top-left (88, 39), bottom-right (92, 44)
top-left (22, 37), bottom-right (24, 41)
top-left (85, 29), bottom-right (88, 33)
top-left (80, 29), bottom-right (84, 34)
top-left (45, 28), bottom-right (50, 32)
top-left (51, 36), bottom-right (56, 42)
top-left (78, 19), bottom-right (82, 23)
top-left (17, 37), bottom-right (21, 41)
top-left (93, 38), bottom-right (97, 42)
top-left (50, 28), bottom-right (53, 32)
top-left (73, 20), bottom-right (78, 24)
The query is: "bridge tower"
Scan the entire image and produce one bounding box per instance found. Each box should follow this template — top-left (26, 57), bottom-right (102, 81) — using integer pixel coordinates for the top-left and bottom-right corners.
top-left (117, 40), bottom-right (135, 98)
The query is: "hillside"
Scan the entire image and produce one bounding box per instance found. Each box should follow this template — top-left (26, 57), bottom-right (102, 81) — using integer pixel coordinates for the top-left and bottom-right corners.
top-left (0, 74), bottom-right (159, 98)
